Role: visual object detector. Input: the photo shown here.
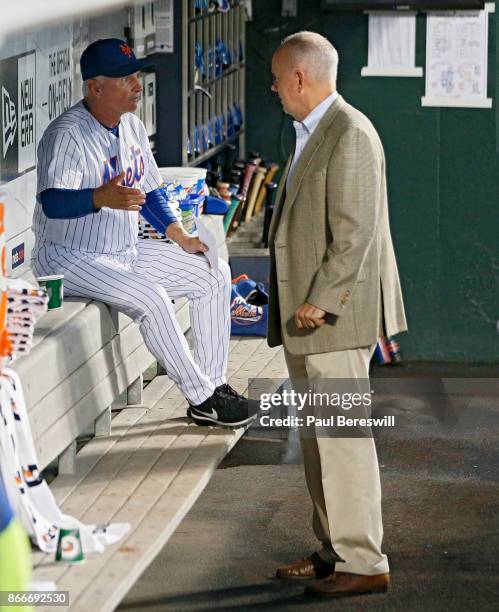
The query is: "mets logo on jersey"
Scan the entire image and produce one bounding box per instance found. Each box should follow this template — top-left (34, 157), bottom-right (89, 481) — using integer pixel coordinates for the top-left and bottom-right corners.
top-left (102, 145), bottom-right (145, 187)
top-left (119, 43), bottom-right (133, 58)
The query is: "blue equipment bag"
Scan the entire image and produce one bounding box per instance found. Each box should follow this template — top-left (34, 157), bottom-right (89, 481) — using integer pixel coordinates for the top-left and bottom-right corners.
top-left (230, 286), bottom-right (267, 336)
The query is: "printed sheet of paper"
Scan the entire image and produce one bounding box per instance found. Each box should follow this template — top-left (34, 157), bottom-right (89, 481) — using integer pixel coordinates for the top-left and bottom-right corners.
top-left (368, 14), bottom-right (417, 71)
top-left (423, 10), bottom-right (491, 107)
top-left (195, 215), bottom-right (218, 273)
top-left (154, 0), bottom-right (174, 53)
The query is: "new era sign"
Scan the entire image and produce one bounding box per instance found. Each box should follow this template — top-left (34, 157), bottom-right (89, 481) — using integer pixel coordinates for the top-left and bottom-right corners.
top-left (0, 51), bottom-right (36, 182)
top-left (2, 85), bottom-right (16, 155)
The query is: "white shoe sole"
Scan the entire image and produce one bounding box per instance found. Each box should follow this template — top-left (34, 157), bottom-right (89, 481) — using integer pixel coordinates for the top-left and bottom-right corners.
top-left (189, 409), bottom-right (257, 428)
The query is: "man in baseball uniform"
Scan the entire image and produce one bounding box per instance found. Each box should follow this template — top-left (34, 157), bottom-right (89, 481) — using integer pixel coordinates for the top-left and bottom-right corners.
top-left (32, 38), bottom-right (255, 428)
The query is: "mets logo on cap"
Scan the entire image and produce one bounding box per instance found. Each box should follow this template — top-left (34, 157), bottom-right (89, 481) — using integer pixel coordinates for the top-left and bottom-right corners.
top-left (119, 43), bottom-right (133, 58)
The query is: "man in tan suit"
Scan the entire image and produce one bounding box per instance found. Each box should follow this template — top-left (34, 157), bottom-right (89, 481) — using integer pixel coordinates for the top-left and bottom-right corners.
top-left (268, 32), bottom-right (407, 598)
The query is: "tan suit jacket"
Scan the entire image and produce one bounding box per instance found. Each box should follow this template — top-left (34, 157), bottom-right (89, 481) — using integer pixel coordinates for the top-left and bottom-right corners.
top-left (267, 95), bottom-right (407, 354)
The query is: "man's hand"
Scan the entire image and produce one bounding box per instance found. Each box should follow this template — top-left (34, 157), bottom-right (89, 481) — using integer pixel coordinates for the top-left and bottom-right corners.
top-left (179, 235), bottom-right (208, 254)
top-left (166, 222), bottom-right (208, 253)
top-left (93, 171), bottom-right (145, 211)
top-left (294, 302), bottom-right (327, 330)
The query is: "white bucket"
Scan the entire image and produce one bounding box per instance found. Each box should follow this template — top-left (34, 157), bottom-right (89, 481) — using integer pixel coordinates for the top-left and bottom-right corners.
top-left (159, 167), bottom-right (208, 201)
top-left (159, 167), bottom-right (207, 182)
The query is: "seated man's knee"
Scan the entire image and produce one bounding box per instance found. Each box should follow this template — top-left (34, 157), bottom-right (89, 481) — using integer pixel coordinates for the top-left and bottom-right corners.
top-left (217, 259), bottom-right (231, 287)
top-left (139, 285), bottom-right (175, 319)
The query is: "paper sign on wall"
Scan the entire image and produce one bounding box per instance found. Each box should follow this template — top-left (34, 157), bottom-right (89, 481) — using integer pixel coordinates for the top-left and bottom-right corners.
top-left (362, 13), bottom-right (423, 78)
top-left (422, 9), bottom-right (492, 108)
top-left (36, 25), bottom-right (74, 136)
top-left (155, 0), bottom-right (174, 53)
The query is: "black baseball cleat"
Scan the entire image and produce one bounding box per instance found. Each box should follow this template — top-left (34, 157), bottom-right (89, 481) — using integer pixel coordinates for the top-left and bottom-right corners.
top-left (187, 385), bottom-right (258, 428)
top-left (216, 383), bottom-right (248, 400)
top-left (215, 383), bottom-right (261, 418)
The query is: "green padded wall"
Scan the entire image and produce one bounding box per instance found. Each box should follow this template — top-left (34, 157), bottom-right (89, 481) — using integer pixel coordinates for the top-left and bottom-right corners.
top-left (246, 0), bottom-right (498, 362)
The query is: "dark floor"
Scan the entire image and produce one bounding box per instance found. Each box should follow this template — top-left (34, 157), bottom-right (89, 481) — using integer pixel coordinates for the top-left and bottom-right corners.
top-left (120, 364), bottom-right (499, 612)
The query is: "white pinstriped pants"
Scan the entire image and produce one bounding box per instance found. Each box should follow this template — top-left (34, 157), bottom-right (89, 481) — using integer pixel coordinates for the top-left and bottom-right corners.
top-left (33, 240), bottom-right (231, 405)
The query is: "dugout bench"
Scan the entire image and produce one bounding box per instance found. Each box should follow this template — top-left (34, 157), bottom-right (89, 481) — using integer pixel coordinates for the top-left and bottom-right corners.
top-left (11, 215), bottom-right (247, 610)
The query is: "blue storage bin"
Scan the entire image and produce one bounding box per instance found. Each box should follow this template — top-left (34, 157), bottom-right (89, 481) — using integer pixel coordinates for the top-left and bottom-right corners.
top-left (204, 195), bottom-right (229, 215)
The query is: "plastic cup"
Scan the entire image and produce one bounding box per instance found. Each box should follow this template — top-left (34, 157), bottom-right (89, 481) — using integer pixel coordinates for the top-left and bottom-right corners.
top-left (55, 528), bottom-right (84, 563)
top-left (37, 275), bottom-right (64, 310)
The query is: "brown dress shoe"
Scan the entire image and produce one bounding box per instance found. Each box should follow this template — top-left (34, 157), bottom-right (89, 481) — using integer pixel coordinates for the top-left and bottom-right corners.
top-left (276, 552), bottom-right (334, 580)
top-left (305, 571), bottom-right (390, 597)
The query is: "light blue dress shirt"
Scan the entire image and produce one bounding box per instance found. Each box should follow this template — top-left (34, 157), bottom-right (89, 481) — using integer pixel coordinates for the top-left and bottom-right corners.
top-left (286, 91), bottom-right (339, 191)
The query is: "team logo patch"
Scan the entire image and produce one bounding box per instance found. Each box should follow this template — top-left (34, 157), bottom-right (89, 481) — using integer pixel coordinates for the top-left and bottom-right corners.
top-left (119, 43), bottom-right (133, 58)
top-left (230, 296), bottom-right (263, 325)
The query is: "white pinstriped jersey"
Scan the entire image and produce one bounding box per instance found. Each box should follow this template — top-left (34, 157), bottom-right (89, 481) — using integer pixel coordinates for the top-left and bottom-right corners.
top-left (33, 100), bottom-right (163, 254)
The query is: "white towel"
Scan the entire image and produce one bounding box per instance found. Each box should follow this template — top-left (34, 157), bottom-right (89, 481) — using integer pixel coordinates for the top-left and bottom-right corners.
top-left (0, 369), bottom-right (130, 554)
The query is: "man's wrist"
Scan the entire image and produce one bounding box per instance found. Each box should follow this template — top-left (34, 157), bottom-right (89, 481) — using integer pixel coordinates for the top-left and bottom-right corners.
top-left (166, 222), bottom-right (189, 246)
top-left (92, 187), bottom-right (103, 210)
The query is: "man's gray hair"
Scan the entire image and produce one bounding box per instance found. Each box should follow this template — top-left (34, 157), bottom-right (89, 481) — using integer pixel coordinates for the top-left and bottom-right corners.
top-left (82, 76), bottom-right (104, 97)
top-left (279, 31), bottom-right (339, 83)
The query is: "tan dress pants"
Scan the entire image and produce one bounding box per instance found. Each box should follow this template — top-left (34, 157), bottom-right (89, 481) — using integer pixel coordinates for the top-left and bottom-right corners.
top-left (284, 345), bottom-right (389, 576)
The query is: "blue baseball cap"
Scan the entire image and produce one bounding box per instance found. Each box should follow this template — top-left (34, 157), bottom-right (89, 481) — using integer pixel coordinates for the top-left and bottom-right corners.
top-left (80, 38), bottom-right (154, 81)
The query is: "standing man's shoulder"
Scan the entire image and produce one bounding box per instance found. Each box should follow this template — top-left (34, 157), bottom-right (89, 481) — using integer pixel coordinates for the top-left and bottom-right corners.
top-left (321, 97), bottom-right (384, 164)
top-left (329, 98), bottom-right (383, 149)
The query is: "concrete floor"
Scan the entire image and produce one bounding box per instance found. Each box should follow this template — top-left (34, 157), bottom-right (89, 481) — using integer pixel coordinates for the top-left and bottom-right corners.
top-left (120, 364), bottom-right (499, 612)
